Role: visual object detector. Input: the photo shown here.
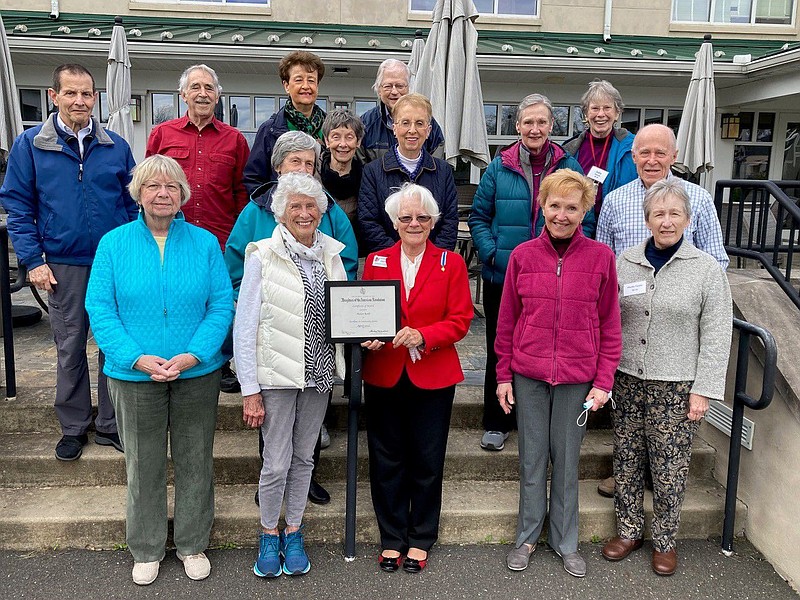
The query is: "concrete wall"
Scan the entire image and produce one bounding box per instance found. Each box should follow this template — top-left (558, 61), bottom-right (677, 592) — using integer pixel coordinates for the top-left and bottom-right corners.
top-left (3, 0), bottom-right (798, 40)
top-left (700, 271), bottom-right (800, 591)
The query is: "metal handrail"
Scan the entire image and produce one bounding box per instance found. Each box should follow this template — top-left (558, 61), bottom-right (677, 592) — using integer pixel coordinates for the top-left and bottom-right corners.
top-left (714, 179), bottom-right (800, 311)
top-left (722, 317), bottom-right (778, 555)
top-left (0, 225), bottom-right (18, 399)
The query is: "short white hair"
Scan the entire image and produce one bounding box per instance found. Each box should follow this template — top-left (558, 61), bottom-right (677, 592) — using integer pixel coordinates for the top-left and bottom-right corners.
top-left (178, 64), bottom-right (222, 95)
top-left (272, 172), bottom-right (328, 223)
top-left (384, 183), bottom-right (440, 227)
top-left (372, 59), bottom-right (410, 97)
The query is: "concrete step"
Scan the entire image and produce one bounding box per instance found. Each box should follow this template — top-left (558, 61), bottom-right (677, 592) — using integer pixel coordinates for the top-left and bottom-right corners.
top-left (0, 383), bottom-right (613, 434)
top-left (0, 478), bottom-right (744, 551)
top-left (0, 429), bottom-right (716, 488)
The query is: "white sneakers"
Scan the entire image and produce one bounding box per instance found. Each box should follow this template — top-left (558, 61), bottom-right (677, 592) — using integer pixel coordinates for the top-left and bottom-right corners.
top-left (133, 552), bottom-right (210, 585)
top-left (132, 561), bottom-right (160, 586)
top-left (176, 551), bottom-right (212, 581)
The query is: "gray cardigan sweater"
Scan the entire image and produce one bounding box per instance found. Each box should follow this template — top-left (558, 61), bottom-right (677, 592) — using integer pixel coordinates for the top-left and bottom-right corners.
top-left (616, 239), bottom-right (732, 400)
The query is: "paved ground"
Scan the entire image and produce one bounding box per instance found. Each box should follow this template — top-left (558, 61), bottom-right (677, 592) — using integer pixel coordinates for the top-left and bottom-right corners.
top-left (1, 540), bottom-right (796, 599)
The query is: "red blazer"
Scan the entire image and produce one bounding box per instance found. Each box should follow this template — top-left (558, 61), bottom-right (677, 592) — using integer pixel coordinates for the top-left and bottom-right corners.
top-left (362, 240), bottom-right (473, 390)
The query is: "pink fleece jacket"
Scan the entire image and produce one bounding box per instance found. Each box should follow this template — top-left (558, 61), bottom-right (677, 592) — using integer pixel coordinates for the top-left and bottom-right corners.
top-left (495, 228), bottom-right (622, 391)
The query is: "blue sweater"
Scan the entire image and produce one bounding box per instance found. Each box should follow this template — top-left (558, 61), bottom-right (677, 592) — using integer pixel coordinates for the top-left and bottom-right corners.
top-left (86, 212), bottom-right (234, 382)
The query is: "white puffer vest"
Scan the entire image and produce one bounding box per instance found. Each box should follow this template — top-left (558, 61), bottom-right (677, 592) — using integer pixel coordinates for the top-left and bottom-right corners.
top-left (245, 227), bottom-right (347, 388)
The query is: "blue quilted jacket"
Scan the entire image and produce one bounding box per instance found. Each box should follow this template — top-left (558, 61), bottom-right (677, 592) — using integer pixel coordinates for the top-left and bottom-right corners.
top-left (86, 212), bottom-right (234, 382)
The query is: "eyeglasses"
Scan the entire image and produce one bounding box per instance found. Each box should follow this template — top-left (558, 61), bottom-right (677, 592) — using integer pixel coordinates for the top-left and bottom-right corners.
top-left (397, 214), bottom-right (432, 224)
top-left (143, 181), bottom-right (181, 195)
top-left (381, 83), bottom-right (409, 92)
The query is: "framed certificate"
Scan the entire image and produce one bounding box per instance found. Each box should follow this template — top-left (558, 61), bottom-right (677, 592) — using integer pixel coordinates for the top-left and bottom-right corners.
top-left (325, 280), bottom-right (401, 343)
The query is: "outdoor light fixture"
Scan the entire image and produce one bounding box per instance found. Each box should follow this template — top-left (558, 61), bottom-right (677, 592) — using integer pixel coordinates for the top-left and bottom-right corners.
top-left (720, 114), bottom-right (740, 139)
top-left (130, 96), bottom-right (142, 123)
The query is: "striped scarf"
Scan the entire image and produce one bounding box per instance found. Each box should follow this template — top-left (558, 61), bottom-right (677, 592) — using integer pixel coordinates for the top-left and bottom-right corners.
top-left (278, 225), bottom-right (335, 393)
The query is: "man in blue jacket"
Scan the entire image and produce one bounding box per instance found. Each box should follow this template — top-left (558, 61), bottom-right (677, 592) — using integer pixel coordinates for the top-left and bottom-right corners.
top-left (359, 59), bottom-right (444, 164)
top-left (0, 64), bottom-right (137, 461)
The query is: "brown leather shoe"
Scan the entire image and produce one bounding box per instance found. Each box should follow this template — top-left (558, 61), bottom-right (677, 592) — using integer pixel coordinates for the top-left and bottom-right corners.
top-left (597, 475), bottom-right (615, 498)
top-left (602, 536), bottom-right (644, 561)
top-left (652, 548), bottom-right (677, 576)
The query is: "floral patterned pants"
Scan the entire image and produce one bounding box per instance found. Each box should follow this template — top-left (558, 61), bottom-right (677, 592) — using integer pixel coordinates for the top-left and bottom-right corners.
top-left (612, 371), bottom-right (699, 552)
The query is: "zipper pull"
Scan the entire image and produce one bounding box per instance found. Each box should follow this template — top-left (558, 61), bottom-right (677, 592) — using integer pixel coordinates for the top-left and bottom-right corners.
top-left (164, 308), bottom-right (167, 316)
top-left (557, 258), bottom-right (562, 277)
top-left (78, 163), bottom-right (83, 182)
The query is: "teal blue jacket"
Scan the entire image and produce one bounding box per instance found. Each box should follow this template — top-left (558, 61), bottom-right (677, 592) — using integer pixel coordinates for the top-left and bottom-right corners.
top-left (225, 184), bottom-right (358, 300)
top-left (469, 140), bottom-right (594, 286)
top-left (86, 212), bottom-right (234, 382)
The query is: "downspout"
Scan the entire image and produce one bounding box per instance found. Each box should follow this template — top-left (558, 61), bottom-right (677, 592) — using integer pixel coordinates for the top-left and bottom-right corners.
top-left (603, 0), bottom-right (613, 42)
top-left (49, 0), bottom-right (59, 20)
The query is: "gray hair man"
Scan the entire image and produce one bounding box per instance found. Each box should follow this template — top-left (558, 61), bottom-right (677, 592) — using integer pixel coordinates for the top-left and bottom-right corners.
top-left (146, 64), bottom-right (251, 394)
top-left (0, 63), bottom-right (138, 461)
top-left (359, 59), bottom-right (445, 163)
top-left (597, 123), bottom-right (728, 270)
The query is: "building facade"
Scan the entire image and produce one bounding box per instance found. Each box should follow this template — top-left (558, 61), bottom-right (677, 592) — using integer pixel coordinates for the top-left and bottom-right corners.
top-left (2, 0), bottom-right (800, 186)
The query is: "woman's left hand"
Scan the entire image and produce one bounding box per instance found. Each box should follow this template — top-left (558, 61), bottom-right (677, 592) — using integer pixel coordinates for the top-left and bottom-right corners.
top-left (161, 353), bottom-right (199, 381)
top-left (392, 327), bottom-right (423, 349)
top-left (585, 387), bottom-right (609, 411)
top-left (687, 393), bottom-right (709, 421)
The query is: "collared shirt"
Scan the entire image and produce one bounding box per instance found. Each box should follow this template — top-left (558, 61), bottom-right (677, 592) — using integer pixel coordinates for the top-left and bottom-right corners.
top-left (400, 248), bottom-right (425, 299)
top-left (146, 114), bottom-right (250, 250)
top-left (56, 114), bottom-right (93, 158)
top-left (596, 173), bottom-right (729, 270)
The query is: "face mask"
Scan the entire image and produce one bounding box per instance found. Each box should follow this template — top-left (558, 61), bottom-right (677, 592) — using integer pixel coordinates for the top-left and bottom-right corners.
top-left (576, 393), bottom-right (615, 427)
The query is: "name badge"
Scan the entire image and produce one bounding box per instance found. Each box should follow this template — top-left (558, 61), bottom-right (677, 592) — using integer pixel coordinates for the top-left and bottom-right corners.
top-left (372, 255), bottom-right (388, 268)
top-left (587, 166), bottom-right (609, 184)
top-left (623, 281), bottom-right (647, 297)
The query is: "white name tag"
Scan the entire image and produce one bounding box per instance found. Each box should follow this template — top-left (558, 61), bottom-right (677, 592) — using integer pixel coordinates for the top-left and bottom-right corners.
top-left (587, 166), bottom-right (609, 184)
top-left (623, 281), bottom-right (647, 297)
top-left (372, 255), bottom-right (388, 268)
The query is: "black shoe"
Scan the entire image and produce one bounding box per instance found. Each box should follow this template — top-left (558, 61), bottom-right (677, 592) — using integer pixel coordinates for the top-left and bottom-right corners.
top-left (254, 488), bottom-right (260, 507)
top-left (307, 479), bottom-right (330, 505)
top-left (220, 362), bottom-right (241, 394)
top-left (95, 431), bottom-right (123, 453)
top-left (55, 434), bottom-right (88, 461)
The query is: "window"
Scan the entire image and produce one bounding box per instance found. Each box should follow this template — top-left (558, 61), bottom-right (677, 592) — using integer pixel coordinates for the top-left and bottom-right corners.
top-left (672, 0), bottom-right (794, 25)
top-left (152, 93), bottom-right (177, 125)
top-left (411, 0), bottom-right (537, 16)
top-left (177, 0), bottom-right (269, 5)
top-left (355, 100), bottom-right (377, 117)
top-left (19, 89), bottom-right (44, 125)
top-left (733, 111), bottom-right (775, 180)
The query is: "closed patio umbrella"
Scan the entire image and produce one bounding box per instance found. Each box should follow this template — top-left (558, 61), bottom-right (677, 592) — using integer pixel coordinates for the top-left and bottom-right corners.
top-left (105, 16), bottom-right (134, 144)
top-left (413, 0), bottom-right (490, 169)
top-left (407, 30), bottom-right (426, 90)
top-left (675, 34), bottom-right (715, 177)
top-left (0, 14), bottom-right (23, 160)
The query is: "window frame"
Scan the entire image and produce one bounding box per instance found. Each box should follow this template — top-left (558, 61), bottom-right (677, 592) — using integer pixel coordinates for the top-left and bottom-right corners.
top-left (409, 0), bottom-right (538, 18)
top-left (671, 0), bottom-right (795, 26)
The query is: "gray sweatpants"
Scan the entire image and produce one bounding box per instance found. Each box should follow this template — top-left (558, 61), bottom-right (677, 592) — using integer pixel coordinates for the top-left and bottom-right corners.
top-left (513, 373), bottom-right (590, 556)
top-left (49, 263), bottom-right (115, 436)
top-left (258, 387), bottom-right (328, 530)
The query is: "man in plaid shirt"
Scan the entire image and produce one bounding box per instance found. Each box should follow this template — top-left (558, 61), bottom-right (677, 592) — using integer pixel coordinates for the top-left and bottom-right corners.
top-left (597, 123), bottom-right (728, 270)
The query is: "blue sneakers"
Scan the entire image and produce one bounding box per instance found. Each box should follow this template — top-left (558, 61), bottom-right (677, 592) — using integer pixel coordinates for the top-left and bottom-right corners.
top-left (281, 526), bottom-right (311, 575)
top-left (253, 532), bottom-right (282, 578)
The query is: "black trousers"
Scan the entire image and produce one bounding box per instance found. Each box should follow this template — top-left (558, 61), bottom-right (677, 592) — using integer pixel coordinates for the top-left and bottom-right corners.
top-left (482, 280), bottom-right (516, 433)
top-left (365, 371), bottom-right (455, 552)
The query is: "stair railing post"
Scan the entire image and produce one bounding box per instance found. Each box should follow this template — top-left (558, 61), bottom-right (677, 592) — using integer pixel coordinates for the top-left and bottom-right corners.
top-left (722, 330), bottom-right (749, 555)
top-left (344, 343), bottom-right (362, 561)
top-left (0, 226), bottom-right (16, 399)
